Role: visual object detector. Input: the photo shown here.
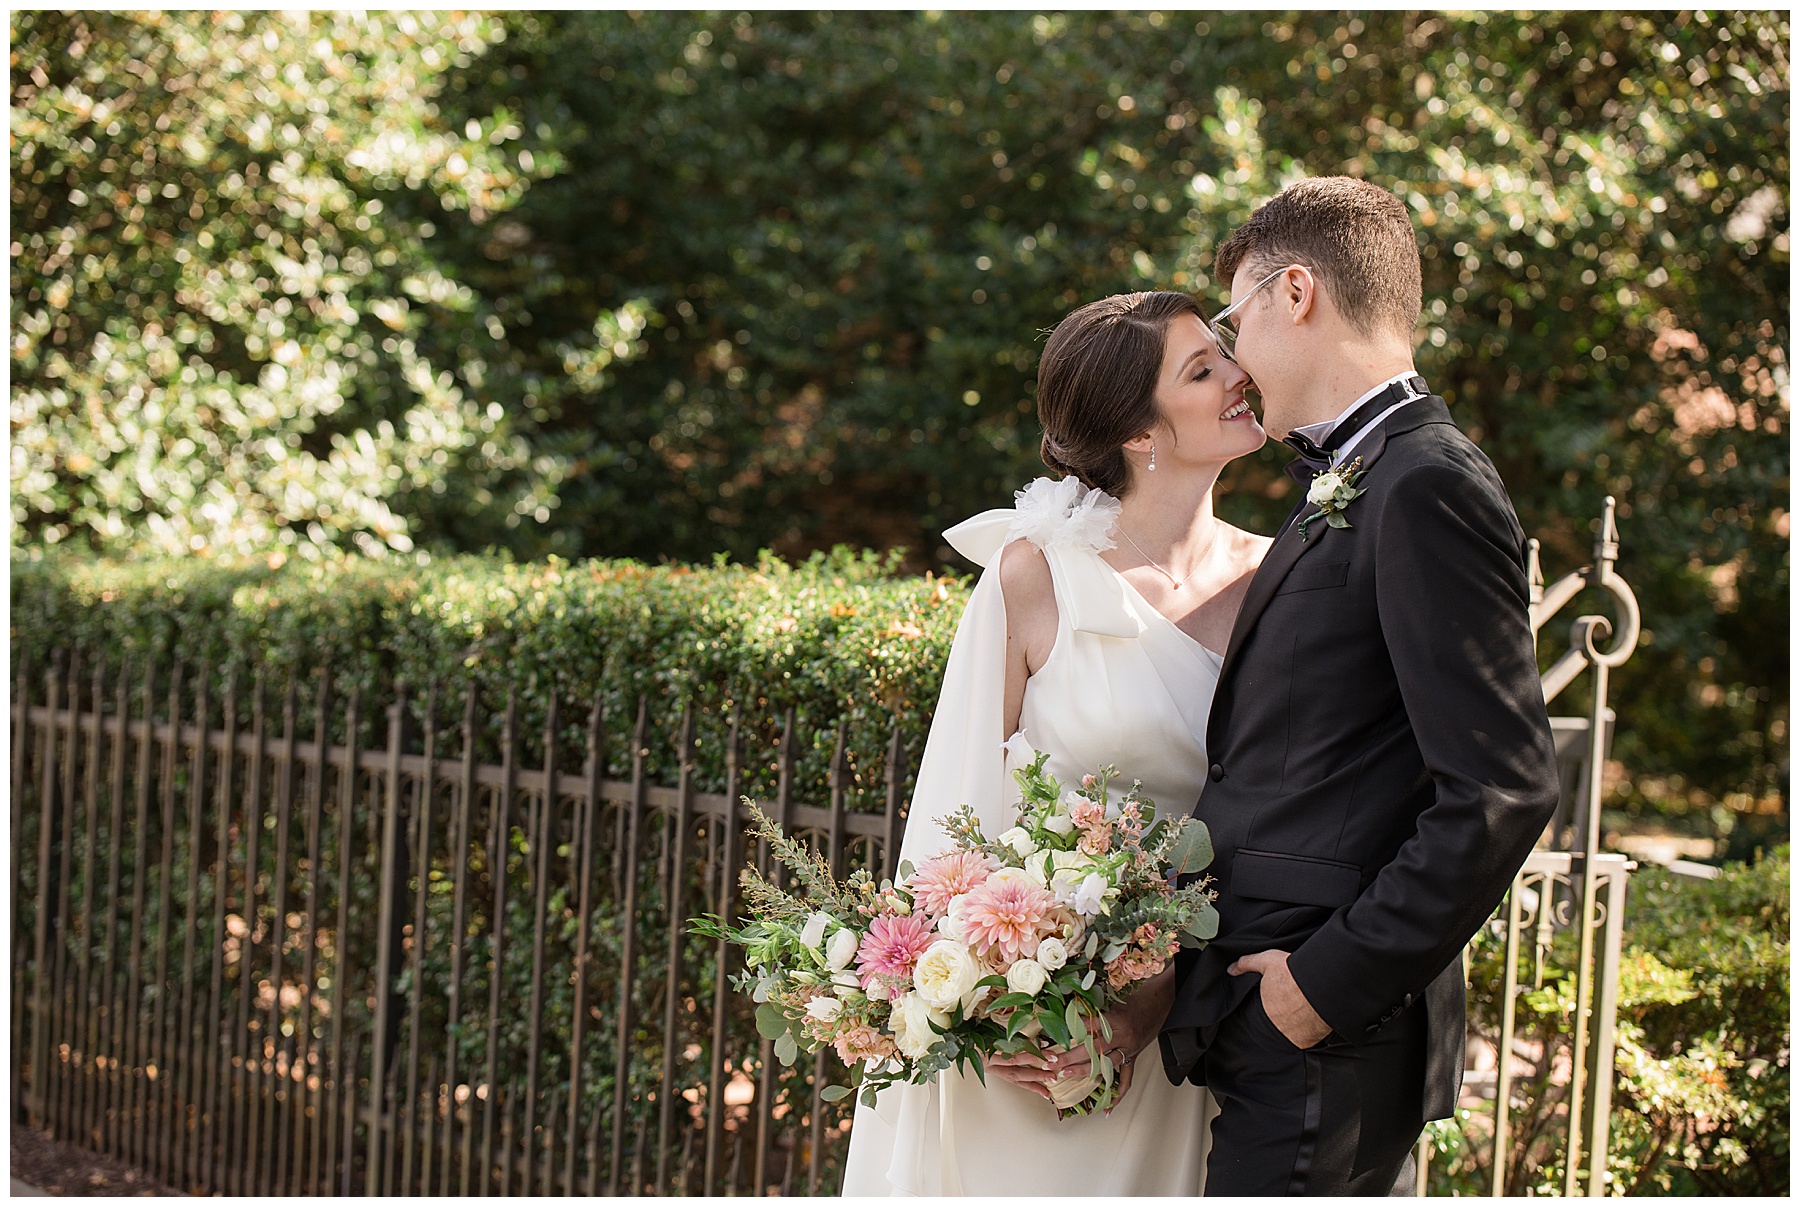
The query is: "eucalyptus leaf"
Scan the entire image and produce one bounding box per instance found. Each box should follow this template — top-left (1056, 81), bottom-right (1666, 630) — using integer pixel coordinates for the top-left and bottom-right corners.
top-left (820, 1084), bottom-right (853, 1102)
top-left (755, 1002), bottom-right (790, 1040)
top-left (1164, 818), bottom-right (1215, 876)
top-left (774, 1032), bottom-right (798, 1067)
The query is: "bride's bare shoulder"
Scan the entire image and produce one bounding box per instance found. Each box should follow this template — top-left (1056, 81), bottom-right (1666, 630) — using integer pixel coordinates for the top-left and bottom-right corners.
top-left (997, 537), bottom-right (1054, 607)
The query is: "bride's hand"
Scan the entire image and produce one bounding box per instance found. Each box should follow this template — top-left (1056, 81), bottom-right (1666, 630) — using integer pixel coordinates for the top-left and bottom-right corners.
top-left (983, 1047), bottom-right (1060, 1102)
top-left (1040, 964), bottom-right (1176, 1112)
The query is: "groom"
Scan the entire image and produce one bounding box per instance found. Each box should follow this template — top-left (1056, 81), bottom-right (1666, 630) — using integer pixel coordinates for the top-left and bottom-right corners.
top-left (1157, 177), bottom-right (1560, 1194)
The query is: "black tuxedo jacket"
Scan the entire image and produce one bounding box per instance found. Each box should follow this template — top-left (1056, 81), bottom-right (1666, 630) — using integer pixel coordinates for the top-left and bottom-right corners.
top-left (1161, 396), bottom-right (1559, 1121)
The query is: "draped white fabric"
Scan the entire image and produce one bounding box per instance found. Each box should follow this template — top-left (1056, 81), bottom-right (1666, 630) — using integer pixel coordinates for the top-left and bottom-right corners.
top-left (840, 478), bottom-right (1220, 1197)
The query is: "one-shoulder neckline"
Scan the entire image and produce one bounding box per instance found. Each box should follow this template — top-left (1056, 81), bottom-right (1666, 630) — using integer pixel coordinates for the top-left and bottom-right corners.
top-left (1104, 563), bottom-right (1227, 663)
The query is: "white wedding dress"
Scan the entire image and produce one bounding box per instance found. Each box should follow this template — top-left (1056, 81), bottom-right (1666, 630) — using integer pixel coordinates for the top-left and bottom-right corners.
top-left (840, 477), bottom-right (1221, 1197)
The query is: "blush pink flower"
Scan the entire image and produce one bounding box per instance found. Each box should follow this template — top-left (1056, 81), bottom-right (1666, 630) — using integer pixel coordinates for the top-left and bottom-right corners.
top-left (856, 912), bottom-right (936, 996)
top-left (833, 1023), bottom-right (898, 1065)
top-left (959, 875), bottom-right (1059, 962)
top-left (1068, 797), bottom-right (1106, 831)
top-left (906, 850), bottom-right (993, 917)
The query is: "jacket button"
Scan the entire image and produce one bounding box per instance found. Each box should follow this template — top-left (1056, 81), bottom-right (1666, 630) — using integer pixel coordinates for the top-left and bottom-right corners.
top-left (1208, 763), bottom-right (1225, 783)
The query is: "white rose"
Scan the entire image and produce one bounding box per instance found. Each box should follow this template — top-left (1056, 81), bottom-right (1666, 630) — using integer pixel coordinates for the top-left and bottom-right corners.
top-left (1035, 937), bottom-right (1069, 970)
top-left (889, 992), bottom-right (946, 1060)
top-left (826, 926), bottom-right (860, 971)
top-left (1041, 812), bottom-right (1076, 836)
top-left (805, 995), bottom-right (844, 1022)
top-left (799, 912), bottom-right (833, 953)
top-left (998, 827), bottom-right (1038, 857)
top-left (832, 970), bottom-right (863, 990)
top-left (1005, 958), bottom-right (1048, 996)
top-left (1307, 470), bottom-right (1344, 506)
top-left (1023, 851), bottom-right (1057, 888)
top-left (913, 939), bottom-right (981, 1011)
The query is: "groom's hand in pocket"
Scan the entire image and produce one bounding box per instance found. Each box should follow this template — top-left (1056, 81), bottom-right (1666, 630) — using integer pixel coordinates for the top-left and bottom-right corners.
top-left (1228, 949), bottom-right (1333, 1049)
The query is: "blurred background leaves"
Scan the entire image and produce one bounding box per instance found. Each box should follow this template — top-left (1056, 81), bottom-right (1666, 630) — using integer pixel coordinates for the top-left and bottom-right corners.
top-left (10, 10), bottom-right (1787, 846)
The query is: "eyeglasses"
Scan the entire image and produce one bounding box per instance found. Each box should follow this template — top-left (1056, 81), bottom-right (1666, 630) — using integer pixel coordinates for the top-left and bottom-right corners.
top-left (1208, 264), bottom-right (1299, 364)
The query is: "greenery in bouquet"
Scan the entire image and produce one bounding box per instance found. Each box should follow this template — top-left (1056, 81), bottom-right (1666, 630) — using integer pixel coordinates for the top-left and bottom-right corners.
top-left (693, 750), bottom-right (1219, 1118)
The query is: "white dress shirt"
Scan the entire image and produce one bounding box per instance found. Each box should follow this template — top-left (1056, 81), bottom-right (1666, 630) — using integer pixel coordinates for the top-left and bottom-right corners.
top-left (1289, 371), bottom-right (1429, 468)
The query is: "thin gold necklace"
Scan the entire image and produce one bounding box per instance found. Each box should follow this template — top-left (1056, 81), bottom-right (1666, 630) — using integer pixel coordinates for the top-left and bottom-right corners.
top-left (1117, 521), bottom-right (1219, 590)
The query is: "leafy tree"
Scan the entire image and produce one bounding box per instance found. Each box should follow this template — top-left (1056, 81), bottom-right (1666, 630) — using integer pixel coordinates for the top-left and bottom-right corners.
top-left (10, 11), bottom-right (1787, 836)
top-left (8, 10), bottom-right (630, 562)
top-left (435, 9), bottom-right (1786, 838)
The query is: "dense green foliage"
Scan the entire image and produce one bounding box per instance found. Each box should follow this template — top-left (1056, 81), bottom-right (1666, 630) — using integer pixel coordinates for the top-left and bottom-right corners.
top-left (1431, 848), bottom-right (1788, 1195)
top-left (10, 548), bottom-right (964, 799)
top-left (10, 13), bottom-right (1787, 836)
top-left (9, 11), bottom-right (595, 560)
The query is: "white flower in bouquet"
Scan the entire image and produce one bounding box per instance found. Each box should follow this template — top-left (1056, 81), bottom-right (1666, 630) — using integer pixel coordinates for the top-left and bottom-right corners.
top-left (998, 826), bottom-right (1038, 857)
top-left (831, 970), bottom-right (863, 991)
top-left (1307, 469), bottom-right (1345, 506)
top-left (1034, 936), bottom-right (1069, 970)
top-left (913, 939), bottom-right (982, 1011)
top-left (806, 995), bottom-right (844, 1022)
top-left (1070, 872), bottom-right (1111, 919)
top-left (1005, 958), bottom-right (1048, 996)
top-left (799, 911), bottom-right (833, 952)
top-left (1042, 811), bottom-right (1076, 836)
top-left (1024, 851), bottom-right (1057, 888)
top-left (889, 992), bottom-right (948, 1060)
top-left (1001, 730), bottom-right (1040, 773)
top-left (826, 926), bottom-right (860, 971)
top-left (936, 904), bottom-right (967, 943)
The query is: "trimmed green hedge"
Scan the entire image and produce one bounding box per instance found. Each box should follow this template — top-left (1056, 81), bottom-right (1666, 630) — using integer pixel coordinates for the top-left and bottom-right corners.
top-left (9, 548), bottom-right (970, 802)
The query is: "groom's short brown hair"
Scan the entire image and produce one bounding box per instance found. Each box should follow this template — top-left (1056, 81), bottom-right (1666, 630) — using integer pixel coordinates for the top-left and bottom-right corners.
top-left (1214, 176), bottom-right (1422, 339)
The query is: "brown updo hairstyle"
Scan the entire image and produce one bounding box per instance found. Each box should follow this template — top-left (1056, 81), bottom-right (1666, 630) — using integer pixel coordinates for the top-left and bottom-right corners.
top-left (1036, 290), bottom-right (1207, 497)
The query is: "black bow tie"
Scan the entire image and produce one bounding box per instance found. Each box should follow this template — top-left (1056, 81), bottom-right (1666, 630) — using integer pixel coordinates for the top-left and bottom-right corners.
top-left (1280, 375), bottom-right (1428, 485)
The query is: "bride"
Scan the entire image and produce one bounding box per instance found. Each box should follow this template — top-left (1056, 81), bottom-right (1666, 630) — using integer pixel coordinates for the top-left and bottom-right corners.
top-left (841, 290), bottom-right (1271, 1196)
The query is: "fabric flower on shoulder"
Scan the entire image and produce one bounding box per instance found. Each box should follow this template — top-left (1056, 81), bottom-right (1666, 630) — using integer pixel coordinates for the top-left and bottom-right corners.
top-left (1007, 476), bottom-right (1120, 554)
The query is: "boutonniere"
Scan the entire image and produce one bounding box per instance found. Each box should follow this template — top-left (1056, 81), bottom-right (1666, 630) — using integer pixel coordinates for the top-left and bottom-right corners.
top-left (1296, 456), bottom-right (1367, 542)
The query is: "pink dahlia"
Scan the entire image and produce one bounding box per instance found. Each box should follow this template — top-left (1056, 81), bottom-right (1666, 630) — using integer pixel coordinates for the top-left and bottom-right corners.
top-left (906, 850), bottom-right (993, 917)
top-left (856, 912), bottom-right (936, 996)
top-left (959, 875), bottom-right (1059, 962)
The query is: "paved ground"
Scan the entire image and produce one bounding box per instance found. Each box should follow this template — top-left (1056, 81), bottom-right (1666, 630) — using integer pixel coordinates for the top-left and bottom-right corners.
top-left (10, 1125), bottom-right (178, 1196)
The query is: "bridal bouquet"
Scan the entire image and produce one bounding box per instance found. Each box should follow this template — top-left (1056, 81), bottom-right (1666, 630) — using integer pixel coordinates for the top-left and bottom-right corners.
top-left (691, 748), bottom-right (1218, 1117)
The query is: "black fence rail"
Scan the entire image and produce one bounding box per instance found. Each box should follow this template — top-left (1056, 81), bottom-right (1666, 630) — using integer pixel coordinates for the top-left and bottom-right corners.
top-left (10, 647), bottom-right (912, 1196)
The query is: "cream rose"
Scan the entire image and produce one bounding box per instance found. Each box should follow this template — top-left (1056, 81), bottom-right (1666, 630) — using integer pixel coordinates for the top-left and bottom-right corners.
top-left (805, 995), bottom-right (844, 1022)
top-left (1005, 958), bottom-right (1048, 996)
top-left (997, 826), bottom-right (1038, 857)
top-left (826, 926), bottom-right (860, 971)
top-left (1041, 812), bottom-right (1076, 836)
top-left (1034, 936), bottom-right (1069, 971)
top-left (913, 939), bottom-right (981, 1011)
top-left (1307, 470), bottom-right (1344, 506)
top-left (889, 992), bottom-right (949, 1060)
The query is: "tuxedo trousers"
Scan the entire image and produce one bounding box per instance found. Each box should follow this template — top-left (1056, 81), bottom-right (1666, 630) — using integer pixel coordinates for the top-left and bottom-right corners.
top-left (1202, 979), bottom-right (1426, 1196)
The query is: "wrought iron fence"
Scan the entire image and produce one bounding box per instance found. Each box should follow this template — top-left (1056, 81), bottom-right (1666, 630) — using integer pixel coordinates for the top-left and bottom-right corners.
top-left (10, 655), bottom-right (909, 1196)
top-left (1418, 496), bottom-right (1642, 1197)
top-left (12, 500), bottom-right (1643, 1197)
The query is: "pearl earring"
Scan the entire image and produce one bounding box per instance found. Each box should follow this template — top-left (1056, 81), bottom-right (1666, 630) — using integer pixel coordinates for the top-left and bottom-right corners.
top-left (1148, 442), bottom-right (1156, 472)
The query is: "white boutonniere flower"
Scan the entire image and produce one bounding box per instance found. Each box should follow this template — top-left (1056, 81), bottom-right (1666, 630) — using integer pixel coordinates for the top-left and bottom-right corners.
top-left (1297, 456), bottom-right (1368, 542)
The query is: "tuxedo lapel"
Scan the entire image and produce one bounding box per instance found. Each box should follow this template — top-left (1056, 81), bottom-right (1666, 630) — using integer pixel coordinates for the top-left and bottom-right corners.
top-left (1216, 397), bottom-right (1453, 685)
